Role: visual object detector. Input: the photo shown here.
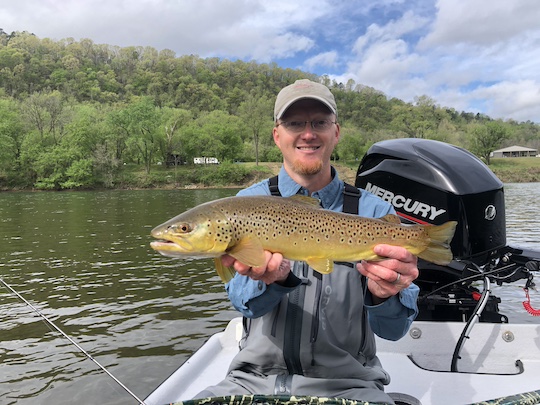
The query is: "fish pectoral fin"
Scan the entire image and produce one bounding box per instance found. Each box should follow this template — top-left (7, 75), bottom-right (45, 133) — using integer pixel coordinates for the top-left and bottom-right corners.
top-left (379, 214), bottom-right (402, 224)
top-left (306, 258), bottom-right (334, 274)
top-left (227, 237), bottom-right (266, 268)
top-left (214, 258), bottom-right (236, 283)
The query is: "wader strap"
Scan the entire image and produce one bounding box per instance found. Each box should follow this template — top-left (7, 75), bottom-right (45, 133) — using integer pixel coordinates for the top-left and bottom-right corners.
top-left (342, 182), bottom-right (361, 215)
top-left (269, 175), bottom-right (281, 196)
top-left (268, 176), bottom-right (361, 214)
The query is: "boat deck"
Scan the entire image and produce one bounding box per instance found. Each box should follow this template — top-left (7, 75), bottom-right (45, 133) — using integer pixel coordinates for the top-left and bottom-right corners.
top-left (145, 318), bottom-right (540, 405)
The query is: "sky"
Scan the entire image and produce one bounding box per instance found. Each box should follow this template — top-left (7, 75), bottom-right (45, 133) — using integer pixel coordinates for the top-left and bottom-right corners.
top-left (1, 0), bottom-right (539, 123)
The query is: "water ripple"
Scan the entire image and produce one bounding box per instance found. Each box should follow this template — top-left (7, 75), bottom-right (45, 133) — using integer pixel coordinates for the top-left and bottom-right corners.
top-left (0, 186), bottom-right (538, 404)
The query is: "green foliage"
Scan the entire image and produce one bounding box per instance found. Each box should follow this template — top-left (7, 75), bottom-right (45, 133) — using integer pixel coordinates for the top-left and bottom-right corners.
top-left (0, 32), bottom-right (538, 189)
top-left (32, 143), bottom-right (86, 190)
top-left (0, 98), bottom-right (25, 170)
top-left (336, 126), bottom-right (366, 161)
top-left (468, 121), bottom-right (510, 165)
top-left (198, 162), bottom-right (252, 186)
top-left (62, 158), bottom-right (94, 189)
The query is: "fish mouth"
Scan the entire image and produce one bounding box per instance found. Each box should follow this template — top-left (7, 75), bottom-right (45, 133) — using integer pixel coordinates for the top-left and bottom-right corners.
top-left (150, 240), bottom-right (217, 259)
top-left (150, 240), bottom-right (189, 256)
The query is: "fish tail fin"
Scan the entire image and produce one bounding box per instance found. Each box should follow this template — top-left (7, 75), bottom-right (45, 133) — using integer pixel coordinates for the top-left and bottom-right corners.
top-left (214, 258), bottom-right (236, 283)
top-left (418, 221), bottom-right (458, 265)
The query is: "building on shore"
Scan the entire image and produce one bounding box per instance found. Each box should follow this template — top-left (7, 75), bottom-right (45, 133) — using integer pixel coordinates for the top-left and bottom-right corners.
top-left (491, 145), bottom-right (538, 158)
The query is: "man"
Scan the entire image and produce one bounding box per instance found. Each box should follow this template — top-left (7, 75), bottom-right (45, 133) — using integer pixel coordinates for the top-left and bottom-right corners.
top-left (199, 79), bottom-right (420, 404)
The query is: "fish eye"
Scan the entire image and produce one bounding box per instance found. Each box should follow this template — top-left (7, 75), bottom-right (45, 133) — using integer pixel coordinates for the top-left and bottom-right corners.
top-left (169, 223), bottom-right (192, 233)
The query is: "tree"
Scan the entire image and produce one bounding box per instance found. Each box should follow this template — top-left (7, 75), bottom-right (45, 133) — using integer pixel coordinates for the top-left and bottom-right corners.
top-left (180, 110), bottom-right (244, 163)
top-left (0, 98), bottom-right (26, 171)
top-left (238, 92), bottom-right (273, 165)
top-left (335, 126), bottom-right (366, 162)
top-left (468, 121), bottom-right (509, 164)
top-left (20, 91), bottom-right (68, 144)
top-left (158, 107), bottom-right (192, 165)
top-left (117, 97), bottom-right (162, 173)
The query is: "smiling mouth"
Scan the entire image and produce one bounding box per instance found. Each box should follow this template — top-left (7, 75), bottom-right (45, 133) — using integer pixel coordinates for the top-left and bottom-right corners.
top-left (297, 146), bottom-right (320, 150)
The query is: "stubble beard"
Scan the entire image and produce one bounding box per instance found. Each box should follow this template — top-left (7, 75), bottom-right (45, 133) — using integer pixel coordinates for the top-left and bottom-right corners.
top-left (290, 158), bottom-right (324, 176)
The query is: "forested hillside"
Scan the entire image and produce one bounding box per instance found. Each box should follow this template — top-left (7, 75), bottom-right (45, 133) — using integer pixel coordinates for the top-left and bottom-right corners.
top-left (1, 30), bottom-right (539, 189)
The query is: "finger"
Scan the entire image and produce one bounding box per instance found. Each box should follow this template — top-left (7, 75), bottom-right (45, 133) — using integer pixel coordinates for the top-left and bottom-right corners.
top-left (373, 244), bottom-right (416, 263)
top-left (251, 251), bottom-right (273, 274)
top-left (267, 252), bottom-right (284, 272)
top-left (224, 256), bottom-right (252, 274)
top-left (358, 260), bottom-right (393, 282)
top-left (220, 254), bottom-right (236, 267)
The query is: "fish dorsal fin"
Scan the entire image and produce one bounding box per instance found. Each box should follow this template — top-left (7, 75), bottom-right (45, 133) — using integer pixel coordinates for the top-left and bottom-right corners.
top-left (379, 214), bottom-right (402, 224)
top-left (226, 237), bottom-right (266, 268)
top-left (214, 258), bottom-right (237, 283)
top-left (306, 257), bottom-right (334, 274)
top-left (288, 195), bottom-right (322, 208)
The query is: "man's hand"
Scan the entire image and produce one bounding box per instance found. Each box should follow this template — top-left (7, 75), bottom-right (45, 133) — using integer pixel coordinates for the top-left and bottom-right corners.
top-left (357, 244), bottom-right (419, 304)
top-left (221, 252), bottom-right (291, 285)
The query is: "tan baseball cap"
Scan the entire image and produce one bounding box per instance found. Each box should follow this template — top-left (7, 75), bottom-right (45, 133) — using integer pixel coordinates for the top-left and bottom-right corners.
top-left (274, 79), bottom-right (337, 121)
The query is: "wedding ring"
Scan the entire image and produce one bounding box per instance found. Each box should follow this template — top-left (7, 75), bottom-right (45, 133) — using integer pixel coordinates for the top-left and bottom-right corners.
top-left (392, 272), bottom-right (401, 284)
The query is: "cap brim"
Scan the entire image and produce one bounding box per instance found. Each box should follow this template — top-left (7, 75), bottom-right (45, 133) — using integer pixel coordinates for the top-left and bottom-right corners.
top-left (275, 96), bottom-right (337, 121)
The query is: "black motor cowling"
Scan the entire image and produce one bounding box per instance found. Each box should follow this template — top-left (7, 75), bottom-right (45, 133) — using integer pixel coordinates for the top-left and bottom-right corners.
top-left (355, 138), bottom-right (506, 264)
top-left (355, 139), bottom-right (538, 322)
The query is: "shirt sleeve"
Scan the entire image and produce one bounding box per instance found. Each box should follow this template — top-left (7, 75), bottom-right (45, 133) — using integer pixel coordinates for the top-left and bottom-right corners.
top-left (226, 271), bottom-right (302, 318)
top-left (364, 282), bottom-right (420, 341)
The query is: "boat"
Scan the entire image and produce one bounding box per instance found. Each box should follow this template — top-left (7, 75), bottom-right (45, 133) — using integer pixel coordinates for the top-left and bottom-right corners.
top-left (145, 139), bottom-right (540, 405)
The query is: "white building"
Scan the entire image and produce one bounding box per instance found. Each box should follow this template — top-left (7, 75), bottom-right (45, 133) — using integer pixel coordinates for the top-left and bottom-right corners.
top-left (491, 145), bottom-right (538, 158)
top-left (193, 157), bottom-right (220, 164)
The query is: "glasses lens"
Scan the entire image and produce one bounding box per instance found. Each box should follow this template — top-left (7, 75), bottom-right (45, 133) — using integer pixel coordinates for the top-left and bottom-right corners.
top-left (280, 120), bottom-right (334, 132)
top-left (313, 120), bottom-right (331, 130)
top-left (284, 121), bottom-right (305, 132)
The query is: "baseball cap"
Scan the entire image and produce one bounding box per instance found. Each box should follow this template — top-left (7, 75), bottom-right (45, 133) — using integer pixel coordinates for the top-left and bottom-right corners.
top-left (274, 79), bottom-right (337, 121)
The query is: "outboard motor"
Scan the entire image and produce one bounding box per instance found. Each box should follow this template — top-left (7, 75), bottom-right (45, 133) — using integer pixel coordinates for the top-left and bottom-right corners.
top-left (356, 139), bottom-right (540, 322)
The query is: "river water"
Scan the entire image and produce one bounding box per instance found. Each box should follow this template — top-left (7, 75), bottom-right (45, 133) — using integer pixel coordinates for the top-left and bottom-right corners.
top-left (0, 184), bottom-right (539, 405)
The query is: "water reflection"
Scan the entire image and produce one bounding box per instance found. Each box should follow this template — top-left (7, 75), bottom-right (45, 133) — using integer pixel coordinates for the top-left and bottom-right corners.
top-left (0, 185), bottom-right (539, 404)
top-left (0, 189), bottom-right (239, 404)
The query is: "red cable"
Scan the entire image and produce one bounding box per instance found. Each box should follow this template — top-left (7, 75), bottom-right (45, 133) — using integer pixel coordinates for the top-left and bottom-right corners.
top-left (522, 288), bottom-right (540, 316)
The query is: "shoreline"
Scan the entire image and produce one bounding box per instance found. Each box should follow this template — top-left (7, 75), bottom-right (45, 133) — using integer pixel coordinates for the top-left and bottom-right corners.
top-left (1, 161), bottom-right (539, 192)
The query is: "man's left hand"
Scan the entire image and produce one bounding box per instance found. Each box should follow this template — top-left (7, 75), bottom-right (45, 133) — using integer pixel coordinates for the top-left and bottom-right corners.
top-left (356, 244), bottom-right (419, 304)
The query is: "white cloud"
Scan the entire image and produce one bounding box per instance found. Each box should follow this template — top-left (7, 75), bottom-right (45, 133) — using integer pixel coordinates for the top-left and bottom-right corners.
top-left (469, 80), bottom-right (540, 122)
top-left (1, 0), bottom-right (539, 122)
top-left (332, 0), bottom-right (540, 122)
top-left (0, 0), bottom-right (325, 60)
top-left (353, 10), bottom-right (429, 54)
top-left (420, 0), bottom-right (540, 47)
top-left (303, 51), bottom-right (339, 71)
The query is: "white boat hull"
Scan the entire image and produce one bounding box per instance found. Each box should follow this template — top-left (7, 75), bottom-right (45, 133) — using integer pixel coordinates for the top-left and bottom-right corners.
top-left (145, 318), bottom-right (540, 405)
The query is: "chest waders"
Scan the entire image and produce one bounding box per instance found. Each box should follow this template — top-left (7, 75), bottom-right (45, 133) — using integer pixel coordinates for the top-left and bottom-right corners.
top-left (265, 176), bottom-right (366, 392)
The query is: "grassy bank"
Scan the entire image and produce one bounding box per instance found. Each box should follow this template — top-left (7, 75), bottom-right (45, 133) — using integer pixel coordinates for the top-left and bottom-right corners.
top-left (3, 158), bottom-right (538, 191)
top-left (122, 157), bottom-right (540, 190)
top-left (117, 161), bottom-right (276, 189)
top-left (114, 161), bottom-right (360, 190)
top-left (488, 157), bottom-right (540, 183)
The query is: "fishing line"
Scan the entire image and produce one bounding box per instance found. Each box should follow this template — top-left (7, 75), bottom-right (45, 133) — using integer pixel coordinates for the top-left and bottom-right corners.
top-left (0, 277), bottom-right (147, 405)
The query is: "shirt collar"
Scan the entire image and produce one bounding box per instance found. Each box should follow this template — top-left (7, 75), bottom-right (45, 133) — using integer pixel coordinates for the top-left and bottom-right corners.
top-left (276, 166), bottom-right (344, 210)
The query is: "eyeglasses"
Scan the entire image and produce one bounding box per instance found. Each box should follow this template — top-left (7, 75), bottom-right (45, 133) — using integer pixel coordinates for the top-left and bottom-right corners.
top-left (277, 120), bottom-right (336, 133)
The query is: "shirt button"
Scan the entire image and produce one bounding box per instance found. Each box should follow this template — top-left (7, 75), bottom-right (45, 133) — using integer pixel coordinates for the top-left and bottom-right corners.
top-left (258, 281), bottom-right (263, 290)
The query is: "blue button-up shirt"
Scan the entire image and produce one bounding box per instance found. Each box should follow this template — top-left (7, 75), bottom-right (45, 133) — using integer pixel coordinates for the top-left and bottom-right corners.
top-left (226, 166), bottom-right (419, 341)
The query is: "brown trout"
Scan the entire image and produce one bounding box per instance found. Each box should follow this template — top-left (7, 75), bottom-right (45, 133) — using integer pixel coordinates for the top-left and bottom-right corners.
top-left (150, 195), bottom-right (457, 283)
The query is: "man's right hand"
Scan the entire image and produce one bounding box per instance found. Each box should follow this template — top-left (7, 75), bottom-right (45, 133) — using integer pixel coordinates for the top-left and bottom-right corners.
top-left (221, 252), bottom-right (291, 285)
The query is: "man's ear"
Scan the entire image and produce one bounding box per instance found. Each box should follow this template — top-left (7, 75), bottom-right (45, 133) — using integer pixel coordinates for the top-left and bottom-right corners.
top-left (334, 122), bottom-right (341, 144)
top-left (273, 126), bottom-right (281, 148)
